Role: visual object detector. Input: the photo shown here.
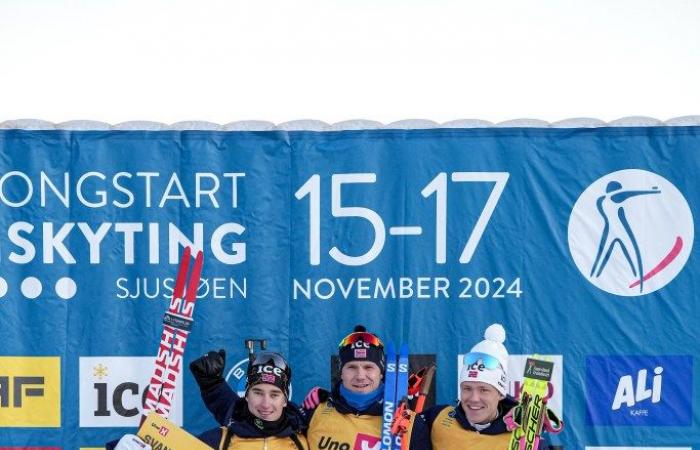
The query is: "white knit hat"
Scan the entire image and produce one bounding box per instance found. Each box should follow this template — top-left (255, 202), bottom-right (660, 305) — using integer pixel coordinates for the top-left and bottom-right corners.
top-left (459, 324), bottom-right (508, 395)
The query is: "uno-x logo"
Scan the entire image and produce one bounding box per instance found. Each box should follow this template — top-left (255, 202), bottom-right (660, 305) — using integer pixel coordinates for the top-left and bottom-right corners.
top-left (317, 434), bottom-right (380, 450)
top-left (585, 355), bottom-right (692, 426)
top-left (568, 169), bottom-right (693, 296)
top-left (0, 357), bottom-right (60, 427)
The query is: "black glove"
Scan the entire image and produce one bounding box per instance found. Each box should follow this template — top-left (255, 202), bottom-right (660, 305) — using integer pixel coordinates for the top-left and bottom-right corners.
top-left (190, 349), bottom-right (226, 391)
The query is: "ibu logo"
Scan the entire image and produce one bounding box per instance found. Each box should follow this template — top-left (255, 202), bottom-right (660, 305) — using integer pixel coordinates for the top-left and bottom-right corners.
top-left (568, 169), bottom-right (693, 296)
top-left (226, 358), bottom-right (255, 397)
top-left (585, 355), bottom-right (692, 426)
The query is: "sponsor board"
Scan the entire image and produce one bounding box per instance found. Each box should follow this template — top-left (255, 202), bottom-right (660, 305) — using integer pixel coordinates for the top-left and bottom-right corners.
top-left (457, 354), bottom-right (563, 416)
top-left (585, 355), bottom-right (692, 426)
top-left (79, 357), bottom-right (183, 427)
top-left (0, 357), bottom-right (61, 427)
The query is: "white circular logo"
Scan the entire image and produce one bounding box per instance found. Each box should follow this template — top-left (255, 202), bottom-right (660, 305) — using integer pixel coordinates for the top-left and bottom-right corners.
top-left (568, 169), bottom-right (693, 296)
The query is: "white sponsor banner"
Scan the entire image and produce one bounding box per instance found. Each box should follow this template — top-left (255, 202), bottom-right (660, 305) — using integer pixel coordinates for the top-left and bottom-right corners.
top-left (457, 354), bottom-right (563, 416)
top-left (79, 356), bottom-right (184, 427)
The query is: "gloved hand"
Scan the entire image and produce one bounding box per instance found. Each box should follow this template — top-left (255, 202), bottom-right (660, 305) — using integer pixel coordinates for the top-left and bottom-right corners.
top-left (114, 434), bottom-right (151, 450)
top-left (302, 386), bottom-right (329, 410)
top-left (189, 349), bottom-right (226, 391)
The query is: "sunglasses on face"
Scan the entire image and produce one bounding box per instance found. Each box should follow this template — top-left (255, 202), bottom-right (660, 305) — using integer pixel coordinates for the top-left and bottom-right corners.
top-left (463, 352), bottom-right (502, 370)
top-left (338, 332), bottom-right (383, 348)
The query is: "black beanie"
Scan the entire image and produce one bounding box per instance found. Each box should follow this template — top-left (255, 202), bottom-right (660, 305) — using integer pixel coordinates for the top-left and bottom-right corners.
top-left (338, 325), bottom-right (386, 372)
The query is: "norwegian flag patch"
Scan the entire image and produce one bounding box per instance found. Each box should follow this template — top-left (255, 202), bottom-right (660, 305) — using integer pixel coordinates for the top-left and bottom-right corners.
top-left (354, 349), bottom-right (367, 358)
top-left (261, 374), bottom-right (277, 383)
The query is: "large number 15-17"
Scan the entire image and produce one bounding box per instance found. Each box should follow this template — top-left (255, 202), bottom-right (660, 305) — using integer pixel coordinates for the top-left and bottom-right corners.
top-left (295, 172), bottom-right (509, 266)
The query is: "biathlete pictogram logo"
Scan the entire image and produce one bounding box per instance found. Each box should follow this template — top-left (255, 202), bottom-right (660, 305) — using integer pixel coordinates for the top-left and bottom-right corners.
top-left (568, 169), bottom-right (693, 296)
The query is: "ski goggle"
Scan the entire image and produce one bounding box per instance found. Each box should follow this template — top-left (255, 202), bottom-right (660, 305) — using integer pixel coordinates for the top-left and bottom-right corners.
top-left (338, 332), bottom-right (383, 349)
top-left (463, 352), bottom-right (503, 370)
top-left (249, 352), bottom-right (289, 371)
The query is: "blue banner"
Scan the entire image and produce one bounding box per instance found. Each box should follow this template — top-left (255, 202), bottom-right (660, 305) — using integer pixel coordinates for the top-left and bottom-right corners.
top-left (0, 126), bottom-right (698, 449)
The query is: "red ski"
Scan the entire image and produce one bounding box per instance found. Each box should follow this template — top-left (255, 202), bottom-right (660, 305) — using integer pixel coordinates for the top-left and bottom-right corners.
top-left (142, 247), bottom-right (204, 421)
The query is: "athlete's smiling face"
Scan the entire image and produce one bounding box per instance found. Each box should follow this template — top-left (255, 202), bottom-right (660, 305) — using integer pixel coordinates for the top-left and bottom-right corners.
top-left (460, 381), bottom-right (504, 424)
top-left (341, 361), bottom-right (382, 394)
top-left (246, 383), bottom-right (287, 422)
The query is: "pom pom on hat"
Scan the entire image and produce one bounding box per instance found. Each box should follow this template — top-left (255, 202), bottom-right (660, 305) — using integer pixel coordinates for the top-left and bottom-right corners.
top-left (484, 323), bottom-right (506, 344)
top-left (459, 323), bottom-right (509, 395)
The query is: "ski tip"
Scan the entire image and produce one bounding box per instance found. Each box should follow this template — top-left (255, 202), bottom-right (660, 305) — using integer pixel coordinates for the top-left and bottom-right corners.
top-left (399, 343), bottom-right (409, 355)
top-left (386, 343), bottom-right (396, 356)
top-left (192, 249), bottom-right (204, 273)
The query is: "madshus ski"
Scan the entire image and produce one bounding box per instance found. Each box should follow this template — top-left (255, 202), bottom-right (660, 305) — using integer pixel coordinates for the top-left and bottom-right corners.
top-left (382, 343), bottom-right (409, 450)
top-left (141, 247), bottom-right (204, 421)
top-left (504, 355), bottom-right (564, 450)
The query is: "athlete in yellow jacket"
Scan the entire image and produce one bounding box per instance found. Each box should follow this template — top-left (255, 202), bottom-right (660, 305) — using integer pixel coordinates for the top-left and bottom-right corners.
top-left (408, 324), bottom-right (549, 450)
top-left (301, 325), bottom-right (386, 450)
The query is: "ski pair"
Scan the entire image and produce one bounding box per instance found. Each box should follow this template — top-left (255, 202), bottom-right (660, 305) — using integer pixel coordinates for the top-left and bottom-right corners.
top-left (141, 247), bottom-right (204, 422)
top-left (381, 343), bottom-right (409, 450)
top-left (504, 355), bottom-right (564, 450)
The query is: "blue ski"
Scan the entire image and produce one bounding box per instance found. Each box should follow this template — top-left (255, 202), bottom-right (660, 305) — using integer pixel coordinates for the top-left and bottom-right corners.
top-left (392, 344), bottom-right (409, 450)
top-left (381, 344), bottom-right (397, 450)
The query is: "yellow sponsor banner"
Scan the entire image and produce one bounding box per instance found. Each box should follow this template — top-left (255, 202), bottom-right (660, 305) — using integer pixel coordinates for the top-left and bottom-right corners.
top-left (138, 413), bottom-right (211, 450)
top-left (0, 356), bottom-right (61, 427)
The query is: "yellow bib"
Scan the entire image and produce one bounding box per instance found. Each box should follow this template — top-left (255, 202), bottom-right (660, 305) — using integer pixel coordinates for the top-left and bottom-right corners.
top-left (430, 407), bottom-right (511, 450)
top-left (218, 428), bottom-right (309, 450)
top-left (307, 403), bottom-right (382, 450)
